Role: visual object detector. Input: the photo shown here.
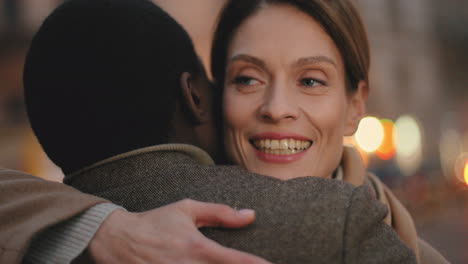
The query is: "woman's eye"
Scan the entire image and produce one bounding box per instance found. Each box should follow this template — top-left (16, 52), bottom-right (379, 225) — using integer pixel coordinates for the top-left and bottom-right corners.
top-left (232, 76), bottom-right (260, 86)
top-left (300, 78), bottom-right (324, 87)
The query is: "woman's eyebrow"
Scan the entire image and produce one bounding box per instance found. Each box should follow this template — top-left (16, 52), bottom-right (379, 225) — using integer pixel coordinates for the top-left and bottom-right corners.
top-left (293, 56), bottom-right (337, 69)
top-left (228, 54), bottom-right (266, 68)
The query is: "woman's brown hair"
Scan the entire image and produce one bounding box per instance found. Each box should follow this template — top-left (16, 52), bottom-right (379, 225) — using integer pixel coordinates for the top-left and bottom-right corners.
top-left (211, 0), bottom-right (370, 93)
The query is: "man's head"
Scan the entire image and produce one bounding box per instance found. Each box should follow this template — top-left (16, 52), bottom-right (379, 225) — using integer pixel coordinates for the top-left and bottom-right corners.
top-left (24, 0), bottom-right (216, 174)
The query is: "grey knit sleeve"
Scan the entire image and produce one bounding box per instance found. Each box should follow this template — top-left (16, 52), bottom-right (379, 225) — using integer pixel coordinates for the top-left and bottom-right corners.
top-left (23, 203), bottom-right (125, 264)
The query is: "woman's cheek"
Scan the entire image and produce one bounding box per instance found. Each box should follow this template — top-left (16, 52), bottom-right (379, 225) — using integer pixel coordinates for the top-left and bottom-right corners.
top-left (223, 91), bottom-right (249, 165)
top-left (223, 89), bottom-right (255, 130)
top-left (305, 93), bottom-right (347, 132)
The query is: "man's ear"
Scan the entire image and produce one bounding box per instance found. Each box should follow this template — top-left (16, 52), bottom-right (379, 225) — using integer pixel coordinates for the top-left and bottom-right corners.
top-left (180, 72), bottom-right (208, 124)
top-left (344, 80), bottom-right (368, 136)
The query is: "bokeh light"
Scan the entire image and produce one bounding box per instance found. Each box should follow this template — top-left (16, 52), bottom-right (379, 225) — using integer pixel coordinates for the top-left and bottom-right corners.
top-left (376, 119), bottom-right (396, 160)
top-left (354, 117), bottom-right (384, 153)
top-left (464, 161), bottom-right (468, 186)
top-left (454, 153), bottom-right (468, 185)
top-left (394, 115), bottom-right (423, 176)
top-left (394, 116), bottom-right (422, 157)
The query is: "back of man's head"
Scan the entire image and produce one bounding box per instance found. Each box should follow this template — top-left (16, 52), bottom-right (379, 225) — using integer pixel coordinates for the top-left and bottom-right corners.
top-left (24, 0), bottom-right (201, 174)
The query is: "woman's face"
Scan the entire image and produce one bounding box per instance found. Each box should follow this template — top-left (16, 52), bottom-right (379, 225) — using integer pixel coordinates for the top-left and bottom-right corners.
top-left (223, 4), bottom-right (366, 180)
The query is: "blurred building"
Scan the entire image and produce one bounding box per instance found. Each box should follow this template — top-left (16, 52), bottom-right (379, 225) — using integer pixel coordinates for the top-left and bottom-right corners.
top-left (355, 0), bottom-right (468, 180)
top-left (0, 0), bottom-right (68, 181)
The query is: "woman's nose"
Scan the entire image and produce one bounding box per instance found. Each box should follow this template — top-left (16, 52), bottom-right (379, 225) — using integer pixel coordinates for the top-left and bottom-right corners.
top-left (258, 88), bottom-right (299, 123)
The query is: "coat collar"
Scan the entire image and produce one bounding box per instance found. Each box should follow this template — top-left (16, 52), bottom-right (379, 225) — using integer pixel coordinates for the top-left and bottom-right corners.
top-left (65, 144), bottom-right (214, 182)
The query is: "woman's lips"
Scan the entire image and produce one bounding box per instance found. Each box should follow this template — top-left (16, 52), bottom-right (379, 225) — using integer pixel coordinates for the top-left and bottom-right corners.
top-left (249, 133), bottom-right (313, 163)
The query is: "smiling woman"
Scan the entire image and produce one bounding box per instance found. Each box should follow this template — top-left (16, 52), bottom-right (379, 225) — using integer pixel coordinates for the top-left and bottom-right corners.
top-left (211, 0), bottom-right (448, 263)
top-left (220, 4), bottom-right (367, 180)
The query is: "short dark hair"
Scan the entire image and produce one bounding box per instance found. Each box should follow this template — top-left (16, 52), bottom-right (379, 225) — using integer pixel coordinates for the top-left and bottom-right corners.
top-left (211, 0), bottom-right (370, 93)
top-left (24, 0), bottom-right (202, 174)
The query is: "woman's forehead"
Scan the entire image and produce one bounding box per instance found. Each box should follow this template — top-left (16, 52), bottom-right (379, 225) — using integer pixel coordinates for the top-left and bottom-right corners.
top-left (227, 4), bottom-right (343, 69)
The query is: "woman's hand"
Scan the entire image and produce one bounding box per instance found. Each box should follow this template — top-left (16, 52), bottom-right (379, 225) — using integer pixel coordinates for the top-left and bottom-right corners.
top-left (88, 199), bottom-right (271, 264)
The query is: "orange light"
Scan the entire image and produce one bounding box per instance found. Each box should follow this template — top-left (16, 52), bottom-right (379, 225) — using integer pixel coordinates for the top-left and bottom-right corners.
top-left (376, 119), bottom-right (396, 160)
top-left (464, 161), bottom-right (468, 186)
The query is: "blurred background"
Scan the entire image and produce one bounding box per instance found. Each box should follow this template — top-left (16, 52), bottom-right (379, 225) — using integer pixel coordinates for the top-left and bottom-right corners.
top-left (0, 0), bottom-right (466, 262)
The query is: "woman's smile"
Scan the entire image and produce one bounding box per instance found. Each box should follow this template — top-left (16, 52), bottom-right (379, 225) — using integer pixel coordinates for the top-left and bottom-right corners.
top-left (249, 132), bottom-right (313, 162)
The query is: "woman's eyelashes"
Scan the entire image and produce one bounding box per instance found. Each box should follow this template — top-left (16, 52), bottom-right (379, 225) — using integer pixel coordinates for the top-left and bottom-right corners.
top-left (229, 74), bottom-right (264, 93)
top-left (299, 77), bottom-right (325, 87)
top-left (298, 76), bottom-right (329, 94)
top-left (233, 75), bottom-right (261, 86)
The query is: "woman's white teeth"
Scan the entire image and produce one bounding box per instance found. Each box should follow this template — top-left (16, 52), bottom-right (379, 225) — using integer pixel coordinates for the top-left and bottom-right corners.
top-left (271, 140), bottom-right (280, 149)
top-left (253, 139), bottom-right (311, 154)
top-left (263, 149), bottom-right (298, 155)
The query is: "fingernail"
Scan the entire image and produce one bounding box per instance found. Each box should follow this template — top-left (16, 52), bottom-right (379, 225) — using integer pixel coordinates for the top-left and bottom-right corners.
top-left (237, 209), bottom-right (255, 217)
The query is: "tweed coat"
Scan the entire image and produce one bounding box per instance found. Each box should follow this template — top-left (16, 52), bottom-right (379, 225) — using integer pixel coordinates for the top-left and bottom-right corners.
top-left (61, 144), bottom-right (416, 264)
